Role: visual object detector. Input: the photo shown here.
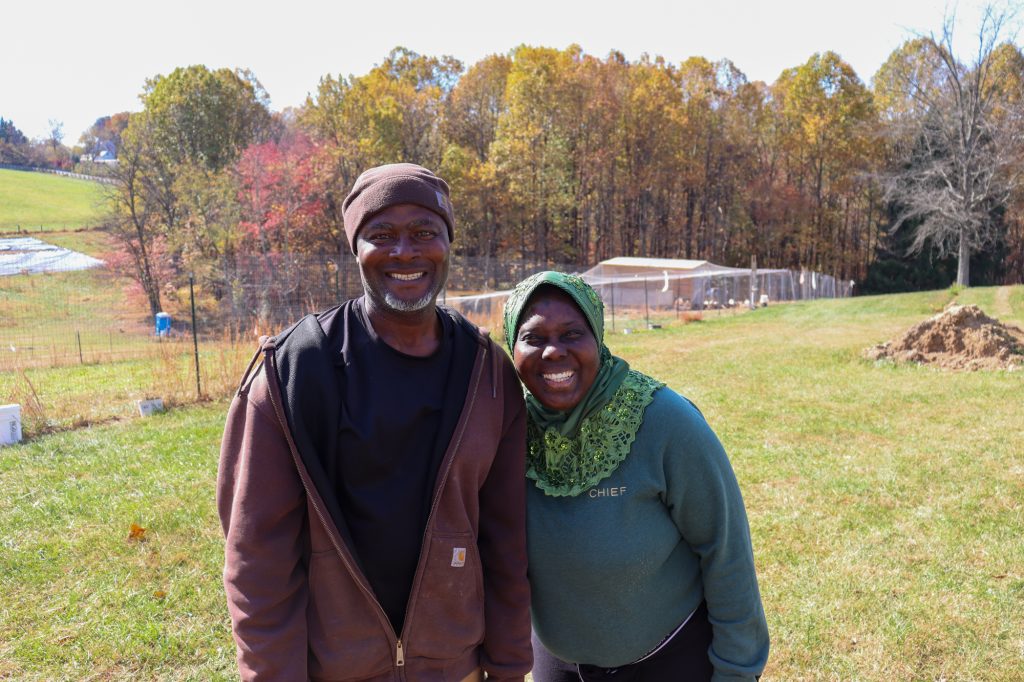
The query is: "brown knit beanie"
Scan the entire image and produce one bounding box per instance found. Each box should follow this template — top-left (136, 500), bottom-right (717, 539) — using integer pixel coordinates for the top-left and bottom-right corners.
top-left (342, 163), bottom-right (455, 253)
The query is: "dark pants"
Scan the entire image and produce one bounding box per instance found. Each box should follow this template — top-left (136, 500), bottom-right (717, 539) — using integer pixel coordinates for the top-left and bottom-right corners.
top-left (531, 602), bottom-right (714, 682)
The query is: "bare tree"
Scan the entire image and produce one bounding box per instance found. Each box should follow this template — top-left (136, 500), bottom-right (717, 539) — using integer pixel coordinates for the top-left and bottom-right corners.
top-left (47, 119), bottom-right (63, 149)
top-left (104, 126), bottom-right (165, 317)
top-left (47, 119), bottom-right (65, 166)
top-left (882, 5), bottom-right (1024, 286)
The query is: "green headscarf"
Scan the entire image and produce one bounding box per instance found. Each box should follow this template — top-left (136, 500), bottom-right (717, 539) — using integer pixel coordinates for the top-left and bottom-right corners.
top-left (503, 271), bottom-right (663, 497)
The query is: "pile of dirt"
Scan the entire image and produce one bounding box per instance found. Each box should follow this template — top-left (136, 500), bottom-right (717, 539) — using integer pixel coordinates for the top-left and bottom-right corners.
top-left (864, 304), bottom-right (1024, 371)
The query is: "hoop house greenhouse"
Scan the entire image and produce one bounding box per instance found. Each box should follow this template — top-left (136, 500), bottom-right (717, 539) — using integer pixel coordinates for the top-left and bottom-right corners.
top-left (446, 256), bottom-right (852, 331)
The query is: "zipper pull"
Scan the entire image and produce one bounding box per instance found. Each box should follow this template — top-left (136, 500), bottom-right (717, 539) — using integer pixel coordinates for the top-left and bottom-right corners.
top-left (396, 639), bottom-right (405, 667)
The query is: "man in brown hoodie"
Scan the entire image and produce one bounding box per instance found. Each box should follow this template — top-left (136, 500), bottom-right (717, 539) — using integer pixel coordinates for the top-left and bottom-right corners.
top-left (218, 163), bottom-right (532, 681)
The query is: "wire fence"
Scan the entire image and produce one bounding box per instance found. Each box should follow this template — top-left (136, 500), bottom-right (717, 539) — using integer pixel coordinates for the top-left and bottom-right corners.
top-left (0, 253), bottom-right (557, 436)
top-left (0, 163), bottom-right (116, 184)
top-left (0, 252), bottom-right (847, 438)
top-left (447, 263), bottom-right (852, 332)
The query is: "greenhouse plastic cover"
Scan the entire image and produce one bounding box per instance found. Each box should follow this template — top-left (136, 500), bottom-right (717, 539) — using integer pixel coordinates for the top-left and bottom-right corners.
top-left (0, 237), bottom-right (104, 276)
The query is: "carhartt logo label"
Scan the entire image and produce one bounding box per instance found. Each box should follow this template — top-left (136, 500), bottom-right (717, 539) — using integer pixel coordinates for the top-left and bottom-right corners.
top-left (451, 547), bottom-right (466, 567)
top-left (436, 191), bottom-right (450, 212)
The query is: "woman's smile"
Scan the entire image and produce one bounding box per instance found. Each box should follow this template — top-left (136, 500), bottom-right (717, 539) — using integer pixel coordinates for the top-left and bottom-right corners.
top-left (543, 370), bottom-right (575, 384)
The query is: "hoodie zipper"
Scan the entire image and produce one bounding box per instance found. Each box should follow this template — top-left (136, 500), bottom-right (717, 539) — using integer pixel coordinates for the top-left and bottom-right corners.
top-left (393, 341), bottom-right (488, 656)
top-left (264, 338), bottom-right (489, 675)
top-left (263, 348), bottom-right (400, 648)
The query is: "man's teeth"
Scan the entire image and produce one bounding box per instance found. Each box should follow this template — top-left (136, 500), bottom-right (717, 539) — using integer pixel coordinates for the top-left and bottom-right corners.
top-left (389, 272), bottom-right (424, 281)
top-left (543, 371), bottom-right (574, 382)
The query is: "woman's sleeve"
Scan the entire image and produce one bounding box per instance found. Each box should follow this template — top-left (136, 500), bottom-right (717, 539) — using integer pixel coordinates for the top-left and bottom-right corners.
top-left (660, 394), bottom-right (770, 681)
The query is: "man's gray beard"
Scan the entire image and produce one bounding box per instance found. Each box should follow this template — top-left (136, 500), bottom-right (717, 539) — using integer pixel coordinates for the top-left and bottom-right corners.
top-left (380, 289), bottom-right (436, 312)
top-left (360, 274), bottom-right (446, 313)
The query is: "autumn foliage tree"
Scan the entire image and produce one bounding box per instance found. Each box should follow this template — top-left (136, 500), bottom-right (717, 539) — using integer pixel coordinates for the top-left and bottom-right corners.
top-left (107, 65), bottom-right (275, 316)
top-left (107, 36), bottom-right (1024, 310)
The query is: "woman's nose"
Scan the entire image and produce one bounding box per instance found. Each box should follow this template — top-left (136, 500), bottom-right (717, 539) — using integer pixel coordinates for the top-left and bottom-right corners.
top-left (541, 343), bottom-right (566, 360)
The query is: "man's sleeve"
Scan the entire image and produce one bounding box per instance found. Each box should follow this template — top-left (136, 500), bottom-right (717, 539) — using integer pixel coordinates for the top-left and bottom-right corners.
top-left (475, 356), bottom-right (532, 681)
top-left (217, 369), bottom-right (309, 681)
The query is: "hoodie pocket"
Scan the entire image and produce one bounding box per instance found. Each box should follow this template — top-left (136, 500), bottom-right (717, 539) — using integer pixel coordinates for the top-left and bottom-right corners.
top-left (307, 549), bottom-right (393, 680)
top-left (407, 531), bottom-right (485, 659)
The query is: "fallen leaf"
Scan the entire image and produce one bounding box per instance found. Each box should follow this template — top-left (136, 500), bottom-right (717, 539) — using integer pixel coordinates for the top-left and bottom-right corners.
top-left (153, 590), bottom-right (167, 599)
top-left (128, 523), bottom-right (147, 541)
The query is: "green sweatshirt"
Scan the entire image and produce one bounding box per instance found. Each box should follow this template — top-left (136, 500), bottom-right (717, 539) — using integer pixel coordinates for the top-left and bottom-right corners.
top-left (526, 387), bottom-right (769, 681)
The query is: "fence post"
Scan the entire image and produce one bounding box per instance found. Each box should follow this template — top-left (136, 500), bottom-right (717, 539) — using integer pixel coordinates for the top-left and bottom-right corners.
top-left (675, 274), bottom-right (681, 319)
top-left (643, 277), bottom-right (650, 329)
top-left (190, 276), bottom-right (201, 398)
top-left (76, 330), bottom-right (83, 364)
top-left (610, 280), bottom-right (616, 332)
top-left (750, 255), bottom-right (758, 310)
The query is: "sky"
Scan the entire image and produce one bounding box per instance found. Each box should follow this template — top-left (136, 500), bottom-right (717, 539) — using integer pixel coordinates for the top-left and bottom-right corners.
top-left (1, 0), bottom-right (1010, 144)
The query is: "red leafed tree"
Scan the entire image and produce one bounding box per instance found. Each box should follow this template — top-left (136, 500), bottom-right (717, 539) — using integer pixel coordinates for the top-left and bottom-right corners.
top-left (234, 132), bottom-right (349, 322)
top-left (235, 133), bottom-right (339, 257)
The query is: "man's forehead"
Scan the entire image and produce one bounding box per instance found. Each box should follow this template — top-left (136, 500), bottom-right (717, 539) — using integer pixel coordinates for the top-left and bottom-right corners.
top-left (366, 205), bottom-right (445, 228)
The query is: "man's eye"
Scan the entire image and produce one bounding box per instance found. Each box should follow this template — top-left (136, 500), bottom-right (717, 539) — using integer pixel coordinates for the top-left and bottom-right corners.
top-left (417, 230), bottom-right (437, 239)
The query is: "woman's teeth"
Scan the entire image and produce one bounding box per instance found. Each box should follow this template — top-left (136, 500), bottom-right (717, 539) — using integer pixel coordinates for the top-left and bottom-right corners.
top-left (543, 370), bottom-right (574, 383)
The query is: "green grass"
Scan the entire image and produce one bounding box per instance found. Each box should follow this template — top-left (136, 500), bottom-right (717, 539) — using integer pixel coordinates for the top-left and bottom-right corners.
top-left (0, 168), bottom-right (109, 232)
top-left (1, 286), bottom-right (1022, 680)
top-left (0, 403), bottom-right (234, 680)
top-left (611, 287), bottom-right (1024, 680)
top-left (42, 227), bottom-right (117, 258)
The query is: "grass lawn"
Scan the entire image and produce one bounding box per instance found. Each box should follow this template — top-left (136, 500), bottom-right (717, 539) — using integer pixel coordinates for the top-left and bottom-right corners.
top-left (0, 169), bottom-right (108, 232)
top-left (0, 402), bottom-right (234, 681)
top-left (0, 285), bottom-right (1022, 679)
top-left (41, 228), bottom-right (117, 258)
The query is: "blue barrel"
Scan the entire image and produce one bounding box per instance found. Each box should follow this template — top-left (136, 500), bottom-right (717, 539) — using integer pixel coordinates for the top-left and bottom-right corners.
top-left (155, 312), bottom-right (171, 336)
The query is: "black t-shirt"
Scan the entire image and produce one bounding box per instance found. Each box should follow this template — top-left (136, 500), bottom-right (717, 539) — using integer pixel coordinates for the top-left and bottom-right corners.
top-left (329, 297), bottom-right (473, 634)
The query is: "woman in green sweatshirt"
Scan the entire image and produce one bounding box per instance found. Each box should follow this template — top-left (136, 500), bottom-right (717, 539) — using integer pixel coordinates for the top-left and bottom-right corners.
top-left (503, 271), bottom-right (769, 682)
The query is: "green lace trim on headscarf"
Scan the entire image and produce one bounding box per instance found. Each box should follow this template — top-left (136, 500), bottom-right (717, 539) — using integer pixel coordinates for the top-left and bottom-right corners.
top-left (503, 270), bottom-right (664, 497)
top-left (526, 369), bottom-right (664, 497)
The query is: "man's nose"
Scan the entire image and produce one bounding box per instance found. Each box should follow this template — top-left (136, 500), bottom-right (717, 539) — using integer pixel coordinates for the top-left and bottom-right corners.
top-left (390, 233), bottom-right (417, 258)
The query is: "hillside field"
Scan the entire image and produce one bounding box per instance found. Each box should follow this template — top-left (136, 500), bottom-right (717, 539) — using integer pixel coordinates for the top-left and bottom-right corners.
top-left (0, 286), bottom-right (1022, 680)
top-left (0, 169), bottom-right (108, 232)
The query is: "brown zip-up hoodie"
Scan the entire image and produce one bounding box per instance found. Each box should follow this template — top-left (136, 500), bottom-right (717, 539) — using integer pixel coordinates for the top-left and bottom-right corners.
top-left (217, 310), bottom-right (531, 681)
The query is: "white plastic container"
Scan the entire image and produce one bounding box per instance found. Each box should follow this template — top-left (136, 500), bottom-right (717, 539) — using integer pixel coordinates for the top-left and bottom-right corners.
top-left (137, 398), bottom-right (165, 417)
top-left (0, 404), bottom-right (22, 446)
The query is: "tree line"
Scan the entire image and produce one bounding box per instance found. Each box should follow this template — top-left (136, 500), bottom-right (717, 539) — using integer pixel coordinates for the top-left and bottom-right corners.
top-left (28, 15), bottom-right (1022, 317)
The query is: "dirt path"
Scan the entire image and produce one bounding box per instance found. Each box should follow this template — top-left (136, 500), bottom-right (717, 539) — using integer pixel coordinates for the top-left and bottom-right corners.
top-left (994, 286), bottom-right (1012, 319)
